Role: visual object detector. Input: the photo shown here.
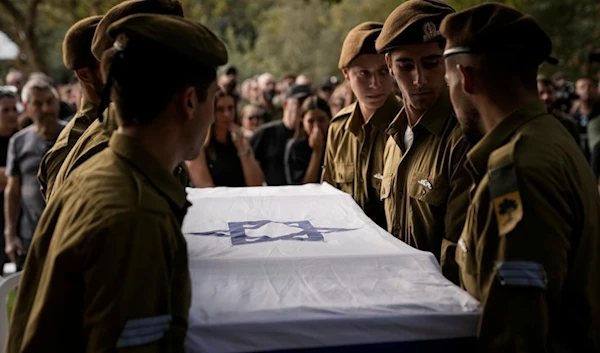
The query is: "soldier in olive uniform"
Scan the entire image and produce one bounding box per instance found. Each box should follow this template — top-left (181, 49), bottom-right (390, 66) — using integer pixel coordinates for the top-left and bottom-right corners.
top-left (442, 4), bottom-right (600, 351)
top-left (375, 0), bottom-right (471, 284)
top-left (37, 15), bottom-right (103, 202)
top-left (49, 0), bottom-right (188, 202)
top-left (322, 22), bottom-right (402, 229)
top-left (7, 14), bottom-right (228, 352)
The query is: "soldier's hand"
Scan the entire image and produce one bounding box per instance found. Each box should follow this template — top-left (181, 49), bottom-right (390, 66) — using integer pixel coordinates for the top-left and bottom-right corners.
top-left (5, 233), bottom-right (25, 264)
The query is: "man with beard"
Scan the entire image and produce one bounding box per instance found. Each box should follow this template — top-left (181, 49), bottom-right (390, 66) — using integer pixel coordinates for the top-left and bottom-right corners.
top-left (4, 80), bottom-right (65, 264)
top-left (375, 0), bottom-right (471, 284)
top-left (442, 4), bottom-right (600, 351)
top-left (322, 22), bottom-right (402, 229)
top-left (38, 15), bottom-right (103, 202)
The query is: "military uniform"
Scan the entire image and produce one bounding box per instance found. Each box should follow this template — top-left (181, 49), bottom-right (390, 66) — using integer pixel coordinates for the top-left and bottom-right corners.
top-left (322, 95), bottom-right (401, 228)
top-left (38, 98), bottom-right (98, 201)
top-left (37, 15), bottom-right (102, 202)
top-left (381, 91), bottom-right (469, 284)
top-left (321, 21), bottom-right (401, 228)
top-left (7, 12), bottom-right (228, 353)
top-left (375, 0), bottom-right (468, 284)
top-left (441, 4), bottom-right (600, 351)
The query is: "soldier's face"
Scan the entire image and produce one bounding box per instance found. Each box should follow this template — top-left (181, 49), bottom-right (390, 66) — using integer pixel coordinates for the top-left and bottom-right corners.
top-left (444, 59), bottom-right (482, 145)
top-left (386, 42), bottom-right (445, 112)
top-left (343, 54), bottom-right (393, 112)
top-left (187, 80), bottom-right (219, 160)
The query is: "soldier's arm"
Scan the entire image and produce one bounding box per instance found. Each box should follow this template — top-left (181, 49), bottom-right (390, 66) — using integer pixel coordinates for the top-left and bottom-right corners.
top-left (37, 147), bottom-right (69, 202)
top-left (476, 165), bottom-right (572, 351)
top-left (441, 136), bottom-right (471, 285)
top-left (82, 212), bottom-right (189, 352)
top-left (320, 125), bottom-right (336, 185)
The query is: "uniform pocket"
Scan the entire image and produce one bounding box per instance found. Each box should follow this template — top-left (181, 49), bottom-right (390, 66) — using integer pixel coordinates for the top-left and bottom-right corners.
top-left (408, 174), bottom-right (448, 206)
top-left (380, 175), bottom-right (392, 200)
top-left (333, 164), bottom-right (354, 184)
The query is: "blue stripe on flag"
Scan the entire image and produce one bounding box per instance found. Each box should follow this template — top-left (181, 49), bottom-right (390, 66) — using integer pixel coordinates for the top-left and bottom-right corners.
top-left (496, 261), bottom-right (547, 289)
top-left (116, 331), bottom-right (165, 348)
top-left (124, 314), bottom-right (172, 329)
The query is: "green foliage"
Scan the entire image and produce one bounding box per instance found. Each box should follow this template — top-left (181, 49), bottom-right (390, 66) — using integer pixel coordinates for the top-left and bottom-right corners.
top-left (0, 0), bottom-right (598, 82)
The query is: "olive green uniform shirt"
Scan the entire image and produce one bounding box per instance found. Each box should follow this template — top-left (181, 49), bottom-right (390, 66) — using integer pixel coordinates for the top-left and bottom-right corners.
top-left (7, 133), bottom-right (191, 353)
top-left (321, 94), bottom-right (402, 228)
top-left (381, 90), bottom-right (470, 284)
top-left (457, 101), bottom-right (600, 351)
top-left (37, 97), bottom-right (98, 202)
top-left (50, 104), bottom-right (188, 201)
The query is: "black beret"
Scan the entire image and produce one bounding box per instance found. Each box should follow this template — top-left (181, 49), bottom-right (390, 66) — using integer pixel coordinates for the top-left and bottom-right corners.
top-left (338, 21), bottom-right (383, 69)
top-left (92, 0), bottom-right (184, 61)
top-left (376, 0), bottom-right (454, 53)
top-left (63, 16), bottom-right (103, 70)
top-left (107, 14), bottom-right (228, 68)
top-left (440, 3), bottom-right (558, 65)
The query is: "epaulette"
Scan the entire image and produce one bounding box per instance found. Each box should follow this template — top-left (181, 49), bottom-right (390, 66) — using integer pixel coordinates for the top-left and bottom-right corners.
top-left (487, 133), bottom-right (523, 236)
top-left (331, 102), bottom-right (356, 123)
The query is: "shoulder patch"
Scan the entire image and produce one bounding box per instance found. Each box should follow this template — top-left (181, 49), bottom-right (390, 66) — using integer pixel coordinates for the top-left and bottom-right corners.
top-left (487, 134), bottom-right (523, 236)
top-left (331, 102), bottom-right (356, 123)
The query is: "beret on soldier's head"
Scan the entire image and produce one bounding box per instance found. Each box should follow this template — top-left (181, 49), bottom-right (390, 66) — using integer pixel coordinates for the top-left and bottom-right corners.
top-left (440, 3), bottom-right (558, 65)
top-left (63, 15), bottom-right (103, 70)
top-left (92, 0), bottom-right (184, 61)
top-left (376, 0), bottom-right (454, 53)
top-left (338, 21), bottom-right (383, 69)
top-left (107, 14), bottom-right (228, 68)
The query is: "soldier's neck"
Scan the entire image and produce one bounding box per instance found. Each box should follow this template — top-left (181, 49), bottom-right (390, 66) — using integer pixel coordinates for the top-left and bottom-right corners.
top-left (479, 92), bottom-right (540, 134)
top-left (359, 105), bottom-right (376, 122)
top-left (405, 105), bottom-right (425, 128)
top-left (119, 124), bottom-right (179, 174)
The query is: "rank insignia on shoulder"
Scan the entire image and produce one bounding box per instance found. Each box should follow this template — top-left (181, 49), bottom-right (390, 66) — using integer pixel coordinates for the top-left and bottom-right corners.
top-left (418, 179), bottom-right (433, 190)
top-left (488, 163), bottom-right (523, 236)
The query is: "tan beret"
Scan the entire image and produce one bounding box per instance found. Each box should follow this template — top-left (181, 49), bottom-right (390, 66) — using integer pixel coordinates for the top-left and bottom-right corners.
top-left (440, 3), bottom-right (557, 65)
top-left (108, 14), bottom-right (228, 68)
top-left (63, 16), bottom-right (103, 70)
top-left (376, 0), bottom-right (454, 53)
top-left (91, 0), bottom-right (184, 61)
top-left (338, 21), bottom-right (383, 69)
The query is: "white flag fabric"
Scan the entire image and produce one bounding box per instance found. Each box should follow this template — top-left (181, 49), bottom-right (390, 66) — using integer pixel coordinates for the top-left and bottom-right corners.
top-left (183, 183), bottom-right (480, 353)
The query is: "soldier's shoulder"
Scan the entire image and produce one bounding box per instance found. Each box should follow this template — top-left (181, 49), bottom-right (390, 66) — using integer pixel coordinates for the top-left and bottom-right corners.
top-left (331, 102), bottom-right (356, 124)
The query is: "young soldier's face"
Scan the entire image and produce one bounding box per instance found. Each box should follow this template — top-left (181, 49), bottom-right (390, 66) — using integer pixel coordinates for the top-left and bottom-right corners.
top-left (343, 54), bottom-right (393, 112)
top-left (386, 42), bottom-right (445, 112)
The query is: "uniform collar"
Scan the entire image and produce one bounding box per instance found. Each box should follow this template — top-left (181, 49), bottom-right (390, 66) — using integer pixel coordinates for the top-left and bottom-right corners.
top-left (79, 97), bottom-right (98, 119)
top-left (386, 88), bottom-right (453, 137)
top-left (345, 94), bottom-right (401, 136)
top-left (109, 132), bottom-right (187, 211)
top-left (466, 100), bottom-right (548, 178)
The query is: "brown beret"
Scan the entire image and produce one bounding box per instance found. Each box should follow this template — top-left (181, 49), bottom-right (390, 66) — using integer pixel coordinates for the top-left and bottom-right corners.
top-left (63, 16), bottom-right (103, 70)
top-left (91, 0), bottom-right (184, 61)
top-left (376, 0), bottom-right (454, 53)
top-left (108, 14), bottom-right (228, 68)
top-left (440, 3), bottom-right (558, 65)
top-left (338, 21), bottom-right (383, 69)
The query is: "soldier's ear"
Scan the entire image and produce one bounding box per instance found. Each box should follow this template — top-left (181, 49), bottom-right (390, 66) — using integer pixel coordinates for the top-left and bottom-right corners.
top-left (342, 68), bottom-right (350, 81)
top-left (385, 53), bottom-right (393, 76)
top-left (181, 85), bottom-right (197, 122)
top-left (457, 64), bottom-right (475, 95)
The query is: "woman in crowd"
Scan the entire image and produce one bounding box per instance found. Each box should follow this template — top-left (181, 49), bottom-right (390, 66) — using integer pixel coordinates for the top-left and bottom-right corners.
top-left (187, 89), bottom-right (264, 187)
top-left (240, 103), bottom-right (264, 138)
top-left (284, 96), bottom-right (331, 184)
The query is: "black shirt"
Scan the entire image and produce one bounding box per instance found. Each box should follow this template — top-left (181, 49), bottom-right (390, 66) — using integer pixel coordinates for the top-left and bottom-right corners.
top-left (284, 138), bottom-right (324, 184)
top-left (0, 132), bottom-right (14, 264)
top-left (205, 136), bottom-right (246, 187)
top-left (250, 120), bottom-right (294, 186)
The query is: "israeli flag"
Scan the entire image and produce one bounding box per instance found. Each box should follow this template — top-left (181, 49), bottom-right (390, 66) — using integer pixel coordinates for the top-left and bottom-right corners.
top-left (183, 184), bottom-right (480, 353)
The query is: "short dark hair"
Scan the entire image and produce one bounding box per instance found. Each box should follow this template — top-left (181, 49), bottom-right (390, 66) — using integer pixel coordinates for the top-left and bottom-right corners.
top-left (101, 34), bottom-right (216, 127)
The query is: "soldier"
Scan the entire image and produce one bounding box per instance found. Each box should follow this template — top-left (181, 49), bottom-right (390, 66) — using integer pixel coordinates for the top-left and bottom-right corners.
top-left (442, 4), bottom-right (600, 351)
top-left (49, 0), bottom-right (187, 201)
top-left (37, 15), bottom-right (103, 202)
top-left (375, 0), bottom-right (470, 284)
top-left (322, 22), bottom-right (402, 229)
top-left (7, 13), bottom-right (227, 352)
